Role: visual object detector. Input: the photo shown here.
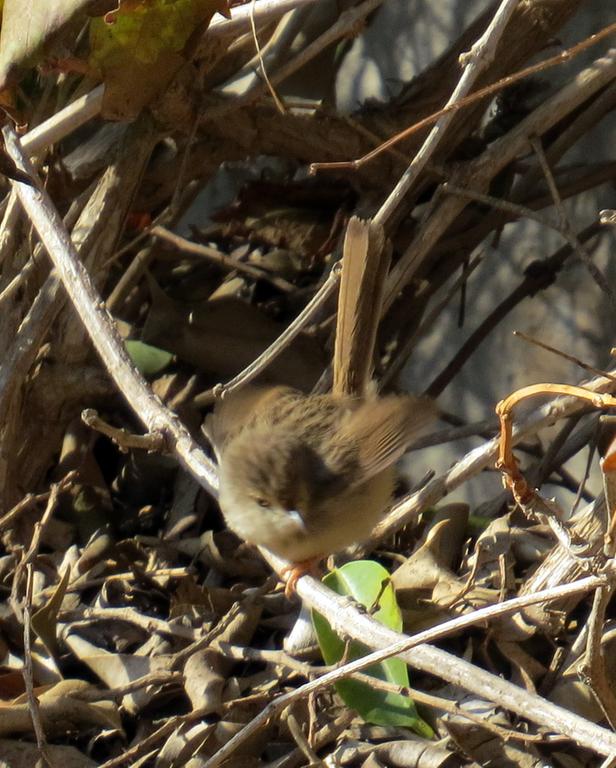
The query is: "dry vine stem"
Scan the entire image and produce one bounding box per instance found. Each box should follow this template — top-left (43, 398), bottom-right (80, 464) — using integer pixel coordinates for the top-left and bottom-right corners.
top-left (497, 384), bottom-right (616, 510)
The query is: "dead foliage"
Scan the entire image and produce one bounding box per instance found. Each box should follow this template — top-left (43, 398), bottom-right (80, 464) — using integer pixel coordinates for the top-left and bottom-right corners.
top-left (0, 1), bottom-right (616, 766)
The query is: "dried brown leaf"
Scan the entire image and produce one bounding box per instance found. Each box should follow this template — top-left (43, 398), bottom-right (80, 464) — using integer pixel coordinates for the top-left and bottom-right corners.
top-left (63, 633), bottom-right (174, 713)
top-left (0, 679), bottom-right (121, 736)
top-left (142, 281), bottom-right (324, 389)
top-left (184, 649), bottom-right (224, 713)
top-left (0, 738), bottom-right (97, 768)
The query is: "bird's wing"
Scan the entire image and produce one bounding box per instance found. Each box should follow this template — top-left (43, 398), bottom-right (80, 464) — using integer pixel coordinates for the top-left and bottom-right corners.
top-left (340, 395), bottom-right (436, 483)
top-left (204, 385), bottom-right (298, 457)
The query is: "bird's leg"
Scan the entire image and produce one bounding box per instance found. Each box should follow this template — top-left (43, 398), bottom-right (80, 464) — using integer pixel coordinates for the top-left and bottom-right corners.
top-left (281, 558), bottom-right (322, 598)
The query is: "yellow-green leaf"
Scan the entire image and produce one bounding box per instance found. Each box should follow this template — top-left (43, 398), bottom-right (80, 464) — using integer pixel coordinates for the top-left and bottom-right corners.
top-left (88, 0), bottom-right (228, 118)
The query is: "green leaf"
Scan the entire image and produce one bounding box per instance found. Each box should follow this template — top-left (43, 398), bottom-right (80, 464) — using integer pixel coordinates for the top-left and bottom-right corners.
top-left (125, 339), bottom-right (173, 376)
top-left (312, 560), bottom-right (433, 736)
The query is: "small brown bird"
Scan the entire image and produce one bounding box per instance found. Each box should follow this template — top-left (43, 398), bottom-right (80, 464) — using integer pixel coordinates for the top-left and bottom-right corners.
top-left (207, 386), bottom-right (435, 585)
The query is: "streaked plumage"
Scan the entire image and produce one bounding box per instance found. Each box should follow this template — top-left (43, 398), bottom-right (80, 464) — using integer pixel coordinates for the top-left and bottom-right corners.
top-left (207, 386), bottom-right (435, 563)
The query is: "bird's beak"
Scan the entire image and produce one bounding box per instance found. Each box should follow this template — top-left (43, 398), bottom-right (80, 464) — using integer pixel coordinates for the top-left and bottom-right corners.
top-left (287, 509), bottom-right (308, 530)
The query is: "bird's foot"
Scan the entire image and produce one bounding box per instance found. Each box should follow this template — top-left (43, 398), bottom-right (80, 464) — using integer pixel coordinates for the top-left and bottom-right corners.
top-left (281, 558), bottom-right (322, 598)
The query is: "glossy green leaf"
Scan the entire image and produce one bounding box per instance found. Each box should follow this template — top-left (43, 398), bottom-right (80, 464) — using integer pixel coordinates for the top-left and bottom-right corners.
top-left (312, 560), bottom-right (432, 736)
top-left (125, 339), bottom-right (173, 377)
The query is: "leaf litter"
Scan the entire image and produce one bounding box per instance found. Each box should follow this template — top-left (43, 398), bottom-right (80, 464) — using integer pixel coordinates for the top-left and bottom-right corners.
top-left (0, 1), bottom-right (616, 767)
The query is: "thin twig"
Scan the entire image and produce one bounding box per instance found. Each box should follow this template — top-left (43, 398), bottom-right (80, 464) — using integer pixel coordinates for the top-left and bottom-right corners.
top-left (571, 434), bottom-right (596, 513)
top-left (425, 222), bottom-right (604, 397)
top-left (218, 642), bottom-right (323, 678)
top-left (444, 180), bottom-right (565, 228)
top-left (376, 363), bottom-right (616, 542)
top-left (10, 479), bottom-right (66, 620)
top-left (0, 473), bottom-right (77, 533)
top-left (37, 567), bottom-right (191, 599)
top-left (81, 408), bottom-right (166, 453)
top-left (382, 253), bottom-right (483, 388)
top-left (201, 0), bottom-right (386, 121)
top-left (513, 331), bottom-right (616, 384)
top-left (249, 0), bottom-right (286, 113)
top-left (23, 565), bottom-right (52, 768)
top-left (62, 606), bottom-right (200, 641)
top-left (529, 135), bottom-right (616, 308)
top-left (311, 22), bottom-right (616, 180)
top-left (195, 264), bottom-right (340, 406)
top-left (383, 48), bottom-right (616, 312)
top-left (581, 582), bottom-right (616, 726)
top-left (372, 0), bottom-right (521, 228)
top-left (443, 179), bottom-right (612, 304)
top-left (530, 412), bottom-right (585, 489)
top-left (151, 225), bottom-right (295, 292)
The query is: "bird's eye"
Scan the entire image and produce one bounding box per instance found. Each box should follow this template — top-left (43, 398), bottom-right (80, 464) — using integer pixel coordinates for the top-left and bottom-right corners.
top-left (255, 497), bottom-right (271, 509)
